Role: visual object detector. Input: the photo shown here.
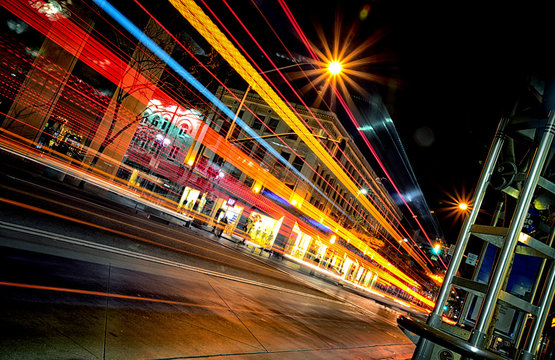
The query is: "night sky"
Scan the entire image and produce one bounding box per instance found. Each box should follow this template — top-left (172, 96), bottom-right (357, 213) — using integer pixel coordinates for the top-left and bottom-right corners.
top-left (281, 1), bottom-right (554, 242)
top-left (201, 1), bottom-right (553, 243)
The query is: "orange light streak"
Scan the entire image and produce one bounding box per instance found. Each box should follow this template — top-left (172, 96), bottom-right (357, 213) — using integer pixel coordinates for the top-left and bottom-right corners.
top-left (0, 281), bottom-right (373, 322)
top-left (208, 0), bottom-right (406, 248)
top-left (2, 0), bottom-right (430, 297)
top-left (0, 194), bottom-right (282, 276)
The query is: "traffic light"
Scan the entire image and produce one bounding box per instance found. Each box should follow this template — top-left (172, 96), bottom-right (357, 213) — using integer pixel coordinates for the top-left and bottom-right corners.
top-left (432, 243), bottom-right (441, 255)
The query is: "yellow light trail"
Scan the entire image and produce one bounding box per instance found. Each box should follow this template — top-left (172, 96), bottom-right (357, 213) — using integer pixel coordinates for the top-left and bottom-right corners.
top-left (1, 107), bottom-right (422, 297)
top-left (168, 0), bottom-right (432, 274)
top-left (0, 9), bottom-right (427, 293)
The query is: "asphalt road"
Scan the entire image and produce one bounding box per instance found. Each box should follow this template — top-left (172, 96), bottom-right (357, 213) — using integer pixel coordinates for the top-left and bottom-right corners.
top-left (0, 156), bottom-right (416, 359)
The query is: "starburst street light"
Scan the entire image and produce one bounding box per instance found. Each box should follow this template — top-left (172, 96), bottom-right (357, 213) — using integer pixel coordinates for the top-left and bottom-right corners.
top-left (328, 60), bottom-right (343, 75)
top-left (438, 186), bottom-right (473, 228)
top-left (283, 16), bottom-right (390, 108)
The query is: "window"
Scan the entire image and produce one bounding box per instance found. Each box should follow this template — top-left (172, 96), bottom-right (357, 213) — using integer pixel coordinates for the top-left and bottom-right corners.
top-left (336, 149), bottom-right (343, 162)
top-left (213, 153), bottom-right (224, 166)
top-left (241, 139), bottom-right (254, 155)
top-left (313, 164), bottom-right (321, 181)
top-left (251, 120), bottom-right (263, 131)
top-left (265, 118), bottom-right (280, 133)
top-left (280, 151), bottom-right (290, 161)
top-left (255, 146), bottom-right (266, 160)
top-left (169, 145), bottom-right (180, 159)
top-left (230, 126), bottom-right (241, 140)
top-left (292, 155), bottom-right (304, 172)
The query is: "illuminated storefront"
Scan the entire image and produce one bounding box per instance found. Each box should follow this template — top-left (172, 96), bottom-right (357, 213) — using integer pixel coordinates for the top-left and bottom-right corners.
top-left (246, 211), bottom-right (283, 248)
top-left (178, 187), bottom-right (210, 213)
top-left (213, 197), bottom-right (244, 235)
top-left (290, 222), bottom-right (313, 259)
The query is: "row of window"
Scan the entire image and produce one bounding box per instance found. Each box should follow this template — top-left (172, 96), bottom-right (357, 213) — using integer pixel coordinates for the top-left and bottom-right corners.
top-left (223, 94), bottom-right (389, 236)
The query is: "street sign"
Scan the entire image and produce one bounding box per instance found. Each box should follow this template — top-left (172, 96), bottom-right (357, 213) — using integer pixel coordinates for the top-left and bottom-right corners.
top-left (466, 253), bottom-right (478, 266)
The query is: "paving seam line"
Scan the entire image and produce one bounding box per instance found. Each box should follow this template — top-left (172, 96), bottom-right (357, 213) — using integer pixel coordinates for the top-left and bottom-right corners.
top-left (148, 342), bottom-right (414, 359)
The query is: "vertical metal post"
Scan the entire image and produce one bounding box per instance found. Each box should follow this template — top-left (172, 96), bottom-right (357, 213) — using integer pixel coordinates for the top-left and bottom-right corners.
top-left (515, 229), bottom-right (555, 350)
top-left (458, 199), bottom-right (505, 327)
top-left (411, 117), bottom-right (510, 360)
top-left (519, 261), bottom-right (555, 360)
top-left (468, 112), bottom-right (555, 349)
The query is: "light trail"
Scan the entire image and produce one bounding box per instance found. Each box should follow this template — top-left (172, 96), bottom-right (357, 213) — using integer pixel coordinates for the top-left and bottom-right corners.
top-left (275, 0), bottom-right (443, 271)
top-left (1, 0), bottom-right (434, 296)
top-left (213, 0), bottom-right (411, 248)
top-left (204, 0), bottom-right (399, 239)
top-left (87, 0), bottom-right (417, 284)
top-left (90, 0), bottom-right (316, 196)
top-left (0, 3), bottom-right (306, 228)
top-left (168, 0), bottom-right (410, 258)
top-left (283, 255), bottom-right (434, 308)
top-left (86, 0), bottom-right (353, 232)
top-left (115, 0), bottom-right (398, 249)
top-left (201, 0), bottom-right (430, 271)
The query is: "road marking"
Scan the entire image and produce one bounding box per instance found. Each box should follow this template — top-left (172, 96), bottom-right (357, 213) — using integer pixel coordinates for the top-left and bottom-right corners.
top-left (0, 221), bottom-right (343, 304)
